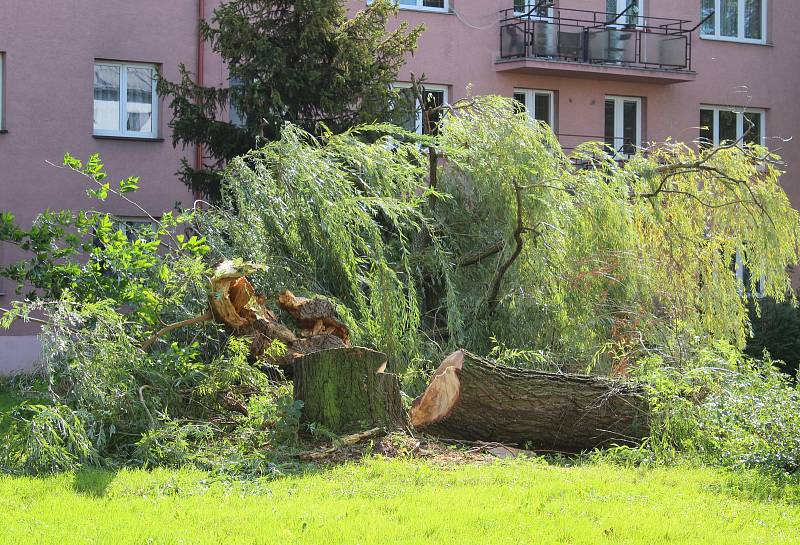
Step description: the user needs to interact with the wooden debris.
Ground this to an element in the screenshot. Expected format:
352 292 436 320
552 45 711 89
278 290 350 344
410 349 650 452
297 427 385 461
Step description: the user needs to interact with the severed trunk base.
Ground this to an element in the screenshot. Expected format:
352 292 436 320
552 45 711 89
410 350 649 452
294 347 407 434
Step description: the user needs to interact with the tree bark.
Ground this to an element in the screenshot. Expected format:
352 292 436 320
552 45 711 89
294 347 406 434
410 350 649 452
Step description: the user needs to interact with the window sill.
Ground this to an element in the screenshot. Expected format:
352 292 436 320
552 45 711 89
0 129 7 134
92 134 164 142
699 35 771 46
398 6 452 14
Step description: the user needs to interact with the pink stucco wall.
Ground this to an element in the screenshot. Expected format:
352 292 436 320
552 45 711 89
1 0 798 373
0 1 200 372
354 0 800 201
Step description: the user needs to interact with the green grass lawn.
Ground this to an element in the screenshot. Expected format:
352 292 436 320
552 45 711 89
1 392 799 545
1 459 799 544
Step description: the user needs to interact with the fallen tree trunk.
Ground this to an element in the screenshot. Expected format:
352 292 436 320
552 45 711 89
294 347 406 434
410 350 649 452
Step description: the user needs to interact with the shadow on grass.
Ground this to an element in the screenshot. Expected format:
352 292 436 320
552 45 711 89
73 469 117 497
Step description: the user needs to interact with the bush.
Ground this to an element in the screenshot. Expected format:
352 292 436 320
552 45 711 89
745 296 800 380
636 344 800 474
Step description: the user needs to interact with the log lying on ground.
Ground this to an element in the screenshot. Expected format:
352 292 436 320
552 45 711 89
410 350 649 452
294 347 406 434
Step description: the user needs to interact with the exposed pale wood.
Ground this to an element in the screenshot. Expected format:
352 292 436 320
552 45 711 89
411 349 649 452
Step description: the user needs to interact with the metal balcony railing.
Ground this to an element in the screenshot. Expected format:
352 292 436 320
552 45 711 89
499 3 698 71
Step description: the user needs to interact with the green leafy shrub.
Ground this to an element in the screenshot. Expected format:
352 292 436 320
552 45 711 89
745 296 800 379
0 403 98 474
636 344 800 474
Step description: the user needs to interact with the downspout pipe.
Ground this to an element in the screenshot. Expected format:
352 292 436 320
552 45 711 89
195 0 205 200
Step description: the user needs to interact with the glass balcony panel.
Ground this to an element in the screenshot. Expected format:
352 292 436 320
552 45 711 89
501 23 528 58
641 33 687 68
533 21 558 57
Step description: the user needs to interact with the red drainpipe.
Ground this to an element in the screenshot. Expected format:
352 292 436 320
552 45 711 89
195 0 206 202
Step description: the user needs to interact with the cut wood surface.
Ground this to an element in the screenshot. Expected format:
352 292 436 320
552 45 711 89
294 347 406 434
410 349 649 452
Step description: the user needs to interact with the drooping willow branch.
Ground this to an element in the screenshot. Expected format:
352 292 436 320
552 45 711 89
486 181 542 313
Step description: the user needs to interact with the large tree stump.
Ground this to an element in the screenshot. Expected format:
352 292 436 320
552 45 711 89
410 350 649 452
293 347 406 434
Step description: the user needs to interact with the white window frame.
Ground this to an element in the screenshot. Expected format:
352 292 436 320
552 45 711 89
514 1 555 19
93 61 159 139
607 0 645 27
734 250 764 298
392 82 449 135
700 0 767 44
699 105 766 146
513 88 555 128
369 0 449 14
605 95 642 158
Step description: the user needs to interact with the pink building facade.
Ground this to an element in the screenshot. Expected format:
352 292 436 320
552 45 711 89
1 0 798 373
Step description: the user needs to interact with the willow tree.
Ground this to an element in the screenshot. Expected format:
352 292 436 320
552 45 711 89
205 95 798 374
434 97 798 370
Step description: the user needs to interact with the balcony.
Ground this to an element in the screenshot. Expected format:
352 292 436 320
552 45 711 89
498 5 699 84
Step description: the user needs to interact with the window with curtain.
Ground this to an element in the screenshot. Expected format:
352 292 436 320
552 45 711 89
699 106 764 147
604 96 641 158
700 0 765 42
513 89 555 127
93 62 158 138
514 1 552 16
370 0 448 12
606 0 641 26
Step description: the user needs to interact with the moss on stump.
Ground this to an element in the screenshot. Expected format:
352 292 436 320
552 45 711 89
293 347 406 434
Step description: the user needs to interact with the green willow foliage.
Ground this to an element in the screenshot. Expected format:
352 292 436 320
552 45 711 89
433 97 799 368
201 124 454 367
2 96 799 475
210 95 798 373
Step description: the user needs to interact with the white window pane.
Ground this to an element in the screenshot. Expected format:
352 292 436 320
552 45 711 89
94 64 120 132
743 112 761 145
126 66 154 134
399 0 416 5
701 0 715 34
721 0 738 37
397 87 418 133
719 109 737 143
745 0 762 39
534 93 551 126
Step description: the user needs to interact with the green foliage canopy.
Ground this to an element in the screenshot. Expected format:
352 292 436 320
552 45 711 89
158 0 422 200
